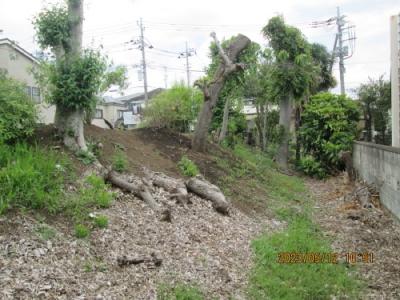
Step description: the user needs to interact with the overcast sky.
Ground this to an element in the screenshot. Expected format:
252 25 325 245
0 0 398 97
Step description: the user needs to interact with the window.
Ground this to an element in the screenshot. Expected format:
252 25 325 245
94 109 103 119
32 87 41 103
25 86 32 98
118 110 124 118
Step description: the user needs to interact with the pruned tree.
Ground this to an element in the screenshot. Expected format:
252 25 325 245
193 32 251 152
33 1 127 151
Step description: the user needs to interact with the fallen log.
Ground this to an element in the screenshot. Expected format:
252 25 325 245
143 168 189 205
186 175 230 215
117 252 162 267
106 170 171 219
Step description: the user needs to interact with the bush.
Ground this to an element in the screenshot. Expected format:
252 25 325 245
142 83 203 132
300 92 359 174
178 156 199 177
112 150 128 172
298 156 327 179
0 143 67 214
0 72 37 143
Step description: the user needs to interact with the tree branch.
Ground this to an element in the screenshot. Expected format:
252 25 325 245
210 32 233 68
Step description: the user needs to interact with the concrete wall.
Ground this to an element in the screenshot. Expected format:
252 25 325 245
353 141 400 219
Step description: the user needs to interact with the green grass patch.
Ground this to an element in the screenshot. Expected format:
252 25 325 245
112 149 128 172
0 143 69 214
35 224 57 240
178 155 199 177
93 215 108 228
249 217 361 299
74 224 90 238
157 283 204 300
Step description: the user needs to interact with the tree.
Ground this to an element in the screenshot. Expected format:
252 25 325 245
299 92 360 174
193 32 251 152
262 16 313 169
33 1 126 151
142 83 203 132
357 76 391 145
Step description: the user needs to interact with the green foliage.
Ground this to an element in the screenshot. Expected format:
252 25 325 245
74 224 89 238
76 149 96 165
300 92 360 173
143 84 203 132
249 217 361 299
100 65 129 92
310 43 336 92
0 143 67 214
44 49 107 111
157 283 204 300
0 73 37 143
65 175 114 223
178 156 199 177
357 76 391 145
112 150 128 172
297 156 327 179
93 215 108 228
33 4 70 50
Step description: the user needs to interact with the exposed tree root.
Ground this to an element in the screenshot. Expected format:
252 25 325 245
117 252 162 267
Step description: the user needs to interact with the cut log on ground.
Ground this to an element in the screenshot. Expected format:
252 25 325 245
143 168 189 205
106 170 171 219
186 175 230 215
117 252 162 267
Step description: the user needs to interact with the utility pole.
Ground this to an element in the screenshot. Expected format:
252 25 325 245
138 18 148 102
336 7 345 95
163 66 168 88
179 42 196 87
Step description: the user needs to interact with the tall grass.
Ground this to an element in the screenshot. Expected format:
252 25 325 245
0 143 68 214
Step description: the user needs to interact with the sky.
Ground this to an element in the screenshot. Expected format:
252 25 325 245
0 0 398 98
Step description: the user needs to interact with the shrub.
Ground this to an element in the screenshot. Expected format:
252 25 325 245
0 72 37 143
142 83 203 132
74 224 89 238
298 156 327 179
76 149 96 165
0 143 67 214
93 215 108 228
178 156 199 177
112 150 128 172
300 92 360 174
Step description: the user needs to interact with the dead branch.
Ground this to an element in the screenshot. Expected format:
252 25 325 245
186 175 230 214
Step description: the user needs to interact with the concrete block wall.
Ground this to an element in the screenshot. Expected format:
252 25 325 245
353 141 400 219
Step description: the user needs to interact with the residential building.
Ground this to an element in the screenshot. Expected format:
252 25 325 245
391 14 400 147
0 38 55 124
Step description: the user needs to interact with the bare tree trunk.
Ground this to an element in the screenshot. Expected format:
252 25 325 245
276 95 292 169
262 104 268 151
255 104 263 149
193 33 250 152
218 98 230 143
295 105 301 164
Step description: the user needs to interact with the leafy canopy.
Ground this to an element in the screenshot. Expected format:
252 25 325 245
0 72 37 143
300 92 360 173
142 83 203 132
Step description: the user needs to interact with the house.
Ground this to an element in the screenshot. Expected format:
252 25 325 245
0 38 55 124
94 88 164 129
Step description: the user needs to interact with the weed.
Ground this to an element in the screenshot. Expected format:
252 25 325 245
35 224 57 240
93 215 108 228
112 149 128 172
0 143 68 214
74 224 89 238
83 261 93 272
76 149 96 165
157 283 204 300
178 156 199 177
